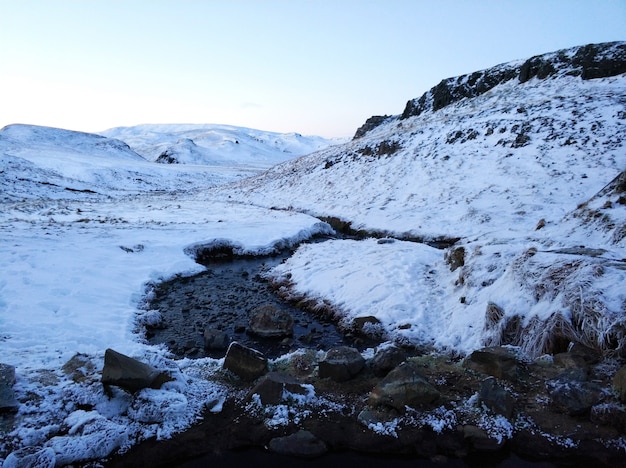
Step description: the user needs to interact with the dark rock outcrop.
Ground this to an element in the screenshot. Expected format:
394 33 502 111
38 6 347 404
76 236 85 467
223 342 268 380
318 346 365 382
397 42 626 120
353 115 393 139
101 349 171 393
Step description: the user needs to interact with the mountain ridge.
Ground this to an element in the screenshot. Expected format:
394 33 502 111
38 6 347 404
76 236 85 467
355 41 626 139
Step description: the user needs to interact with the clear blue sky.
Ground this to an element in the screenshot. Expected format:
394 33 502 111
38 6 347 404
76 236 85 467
1 0 624 137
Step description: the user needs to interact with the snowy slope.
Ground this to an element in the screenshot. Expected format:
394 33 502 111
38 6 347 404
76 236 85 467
220 44 625 241
0 124 333 464
0 124 284 200
219 42 626 357
100 123 340 167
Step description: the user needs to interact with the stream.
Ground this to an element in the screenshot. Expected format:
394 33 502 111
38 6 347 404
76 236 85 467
143 246 378 360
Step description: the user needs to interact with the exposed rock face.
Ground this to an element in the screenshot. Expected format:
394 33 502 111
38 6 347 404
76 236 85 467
318 346 365 382
0 363 19 413
353 115 394 139
223 342 268 380
463 346 520 381
101 349 171 393
246 371 308 405
268 430 328 458
399 42 626 120
248 304 294 338
368 361 439 410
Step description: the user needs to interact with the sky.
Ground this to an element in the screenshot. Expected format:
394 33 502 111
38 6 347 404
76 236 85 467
1 0 624 138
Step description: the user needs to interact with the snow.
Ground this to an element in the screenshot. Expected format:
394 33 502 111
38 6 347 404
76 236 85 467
100 123 343 167
1 43 625 464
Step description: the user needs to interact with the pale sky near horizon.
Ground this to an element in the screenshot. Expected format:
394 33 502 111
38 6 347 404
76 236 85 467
1 1 624 138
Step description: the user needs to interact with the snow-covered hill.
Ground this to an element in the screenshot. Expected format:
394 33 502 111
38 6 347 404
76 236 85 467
100 123 340 167
221 42 625 241
0 123 267 201
218 41 626 357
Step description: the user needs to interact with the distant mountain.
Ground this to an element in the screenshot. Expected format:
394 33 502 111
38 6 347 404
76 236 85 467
0 124 255 200
221 41 626 242
100 123 341 168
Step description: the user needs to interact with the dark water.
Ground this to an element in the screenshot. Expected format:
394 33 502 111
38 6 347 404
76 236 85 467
144 254 373 360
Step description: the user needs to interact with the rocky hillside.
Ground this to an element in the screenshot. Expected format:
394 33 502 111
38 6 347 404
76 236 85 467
218 42 626 359
222 41 625 242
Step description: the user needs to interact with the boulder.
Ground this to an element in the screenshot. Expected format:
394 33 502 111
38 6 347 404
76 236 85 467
463 346 519 381
478 377 514 418
368 361 439 410
463 425 505 451
203 328 229 350
370 345 407 377
246 371 308 405
546 371 604 416
554 342 601 369
613 365 626 402
101 349 171 393
3 447 56 468
318 346 365 382
0 363 19 413
352 316 383 337
268 430 327 458
248 305 293 338
223 342 268 380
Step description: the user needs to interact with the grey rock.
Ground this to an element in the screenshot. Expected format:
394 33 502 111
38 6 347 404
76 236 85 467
268 430 327 458
613 365 626 403
223 342 268 380
370 345 406 377
463 425 505 451
546 372 604 416
368 361 439 410
0 363 19 413
352 316 383 338
463 346 519 381
247 371 308 405
479 377 514 418
318 346 365 382
203 328 229 350
3 446 56 468
101 348 171 393
248 304 294 338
